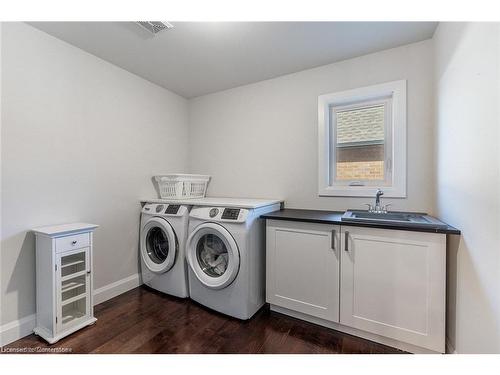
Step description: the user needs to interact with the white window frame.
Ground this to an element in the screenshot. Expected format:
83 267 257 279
318 80 407 198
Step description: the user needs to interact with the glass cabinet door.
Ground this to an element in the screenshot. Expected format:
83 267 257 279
56 247 91 333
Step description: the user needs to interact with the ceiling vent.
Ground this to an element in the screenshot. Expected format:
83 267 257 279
136 21 174 35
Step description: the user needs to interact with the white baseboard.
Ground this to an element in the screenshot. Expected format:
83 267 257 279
93 273 142 305
0 273 142 347
446 337 457 354
0 314 36 347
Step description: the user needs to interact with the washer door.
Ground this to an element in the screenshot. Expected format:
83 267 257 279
187 223 240 290
141 217 178 273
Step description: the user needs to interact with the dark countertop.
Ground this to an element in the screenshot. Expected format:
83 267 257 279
261 208 461 235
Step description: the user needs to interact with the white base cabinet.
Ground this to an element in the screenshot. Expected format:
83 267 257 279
33 223 98 344
266 220 340 322
340 227 446 353
266 220 446 353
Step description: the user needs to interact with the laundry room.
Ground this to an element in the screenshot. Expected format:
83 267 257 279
1 0 500 372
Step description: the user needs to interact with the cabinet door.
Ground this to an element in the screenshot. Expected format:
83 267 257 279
340 226 446 352
56 247 91 333
266 220 340 322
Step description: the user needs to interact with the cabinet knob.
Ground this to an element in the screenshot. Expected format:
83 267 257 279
71 240 77 245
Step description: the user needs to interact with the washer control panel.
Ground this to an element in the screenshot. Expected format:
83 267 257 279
165 204 180 214
142 203 187 216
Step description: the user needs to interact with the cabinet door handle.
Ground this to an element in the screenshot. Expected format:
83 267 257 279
331 229 336 250
344 231 349 251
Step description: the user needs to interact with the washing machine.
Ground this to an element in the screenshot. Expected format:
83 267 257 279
185 199 281 319
140 202 190 298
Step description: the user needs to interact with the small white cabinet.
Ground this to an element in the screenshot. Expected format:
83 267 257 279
340 226 446 353
266 220 340 322
33 223 98 344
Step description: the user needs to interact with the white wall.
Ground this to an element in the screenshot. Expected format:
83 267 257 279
3 21 499 354
434 23 500 353
0 23 189 326
189 40 435 213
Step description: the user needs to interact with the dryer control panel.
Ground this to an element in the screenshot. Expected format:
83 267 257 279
190 207 249 223
221 208 240 220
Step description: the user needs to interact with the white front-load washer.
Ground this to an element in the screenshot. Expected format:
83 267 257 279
140 202 190 298
186 199 281 319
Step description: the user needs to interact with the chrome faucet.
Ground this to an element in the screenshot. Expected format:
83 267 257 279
366 189 390 213
375 189 384 210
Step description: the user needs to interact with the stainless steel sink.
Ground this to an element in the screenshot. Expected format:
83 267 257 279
341 210 449 229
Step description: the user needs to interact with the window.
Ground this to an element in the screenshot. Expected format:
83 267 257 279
318 80 406 197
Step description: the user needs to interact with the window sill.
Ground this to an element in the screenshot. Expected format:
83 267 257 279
319 186 406 198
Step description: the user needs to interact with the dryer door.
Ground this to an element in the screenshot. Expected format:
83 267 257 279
187 222 240 290
141 217 178 273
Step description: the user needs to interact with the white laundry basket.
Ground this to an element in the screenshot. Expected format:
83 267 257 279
154 174 211 200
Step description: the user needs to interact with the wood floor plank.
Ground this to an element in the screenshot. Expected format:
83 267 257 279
4 286 406 354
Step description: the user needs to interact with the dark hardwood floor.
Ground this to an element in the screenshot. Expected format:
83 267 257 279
5 286 405 354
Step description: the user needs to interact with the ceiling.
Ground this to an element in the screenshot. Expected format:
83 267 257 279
29 22 438 98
